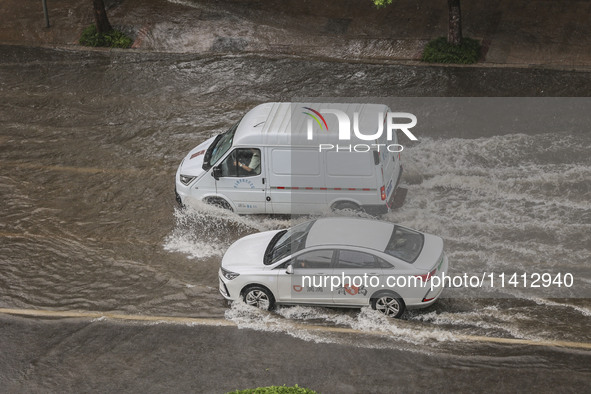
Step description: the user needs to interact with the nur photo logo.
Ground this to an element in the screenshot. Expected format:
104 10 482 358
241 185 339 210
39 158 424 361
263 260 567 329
303 106 418 152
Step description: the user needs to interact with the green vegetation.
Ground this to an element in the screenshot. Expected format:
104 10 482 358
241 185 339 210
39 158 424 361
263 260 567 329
372 0 394 7
421 37 481 64
228 385 317 394
79 25 133 48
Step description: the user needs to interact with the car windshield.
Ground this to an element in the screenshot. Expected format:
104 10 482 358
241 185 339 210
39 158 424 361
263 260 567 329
202 121 239 170
264 220 315 265
384 226 424 263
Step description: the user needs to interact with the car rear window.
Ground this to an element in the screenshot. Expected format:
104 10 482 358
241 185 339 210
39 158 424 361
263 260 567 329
384 226 424 263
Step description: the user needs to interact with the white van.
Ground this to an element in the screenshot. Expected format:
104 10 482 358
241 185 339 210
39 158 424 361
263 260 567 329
175 102 404 215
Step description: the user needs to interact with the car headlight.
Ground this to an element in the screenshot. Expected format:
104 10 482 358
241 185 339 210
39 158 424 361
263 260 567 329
179 174 196 185
221 267 240 280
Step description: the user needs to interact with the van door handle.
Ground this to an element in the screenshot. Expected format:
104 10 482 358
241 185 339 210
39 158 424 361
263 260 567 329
262 178 265 184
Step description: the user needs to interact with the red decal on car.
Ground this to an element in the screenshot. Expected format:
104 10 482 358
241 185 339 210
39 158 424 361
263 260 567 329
190 150 205 159
344 284 359 295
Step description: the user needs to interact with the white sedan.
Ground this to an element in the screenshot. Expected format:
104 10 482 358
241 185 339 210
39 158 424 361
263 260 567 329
219 217 448 318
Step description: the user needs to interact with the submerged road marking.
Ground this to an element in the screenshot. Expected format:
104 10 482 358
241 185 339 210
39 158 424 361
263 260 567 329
1 307 590 351
0 308 233 326
0 161 167 175
0 231 154 246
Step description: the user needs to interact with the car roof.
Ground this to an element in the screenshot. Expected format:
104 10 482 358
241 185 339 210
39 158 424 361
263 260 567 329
232 102 390 147
305 217 395 251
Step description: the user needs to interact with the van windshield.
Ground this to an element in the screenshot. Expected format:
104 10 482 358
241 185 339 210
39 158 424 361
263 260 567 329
202 121 239 170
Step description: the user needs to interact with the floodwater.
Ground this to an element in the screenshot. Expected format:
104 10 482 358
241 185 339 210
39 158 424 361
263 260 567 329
1 44 590 361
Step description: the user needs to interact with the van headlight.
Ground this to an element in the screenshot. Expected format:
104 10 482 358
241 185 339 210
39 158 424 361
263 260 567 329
221 267 240 280
179 174 196 185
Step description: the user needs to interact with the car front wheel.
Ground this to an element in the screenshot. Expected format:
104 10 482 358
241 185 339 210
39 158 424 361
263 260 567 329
242 286 275 311
371 294 405 318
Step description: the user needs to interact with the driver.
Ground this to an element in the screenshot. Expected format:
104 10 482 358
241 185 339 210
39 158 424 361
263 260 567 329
235 149 260 174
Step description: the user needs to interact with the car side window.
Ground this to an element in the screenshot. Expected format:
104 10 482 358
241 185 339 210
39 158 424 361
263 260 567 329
335 250 382 269
220 148 261 177
377 257 394 269
292 250 333 269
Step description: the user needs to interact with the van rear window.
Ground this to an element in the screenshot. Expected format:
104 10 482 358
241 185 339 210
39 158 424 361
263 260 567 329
384 226 424 263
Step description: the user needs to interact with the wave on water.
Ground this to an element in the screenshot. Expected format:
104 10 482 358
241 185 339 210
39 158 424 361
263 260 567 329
166 131 590 343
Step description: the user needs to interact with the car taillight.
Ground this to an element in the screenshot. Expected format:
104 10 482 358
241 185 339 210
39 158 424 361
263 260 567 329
415 268 437 282
398 152 401 161
380 186 386 200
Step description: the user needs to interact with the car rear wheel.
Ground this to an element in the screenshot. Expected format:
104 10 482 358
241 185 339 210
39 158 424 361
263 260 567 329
242 286 275 311
371 294 405 318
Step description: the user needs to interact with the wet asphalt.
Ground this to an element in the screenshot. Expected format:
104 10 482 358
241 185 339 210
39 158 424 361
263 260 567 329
1 43 590 392
2 314 591 393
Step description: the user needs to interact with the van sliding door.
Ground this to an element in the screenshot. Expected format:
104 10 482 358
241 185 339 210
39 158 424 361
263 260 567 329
267 148 326 215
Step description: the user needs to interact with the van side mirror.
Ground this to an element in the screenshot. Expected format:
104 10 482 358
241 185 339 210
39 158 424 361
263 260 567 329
373 150 380 165
211 166 222 180
286 264 294 275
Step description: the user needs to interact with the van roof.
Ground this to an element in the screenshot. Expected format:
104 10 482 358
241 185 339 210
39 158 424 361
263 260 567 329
232 102 390 147
305 217 395 251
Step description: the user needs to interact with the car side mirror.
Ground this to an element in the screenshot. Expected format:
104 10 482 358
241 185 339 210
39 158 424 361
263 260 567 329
211 166 222 180
286 264 294 275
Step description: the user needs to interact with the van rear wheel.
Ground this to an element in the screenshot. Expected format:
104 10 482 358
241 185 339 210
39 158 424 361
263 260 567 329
332 201 363 214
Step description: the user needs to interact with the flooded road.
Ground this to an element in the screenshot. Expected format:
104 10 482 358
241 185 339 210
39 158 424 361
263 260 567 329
1 43 590 368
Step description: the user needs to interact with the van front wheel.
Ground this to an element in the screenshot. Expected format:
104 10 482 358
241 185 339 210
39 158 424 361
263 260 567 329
205 197 233 212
